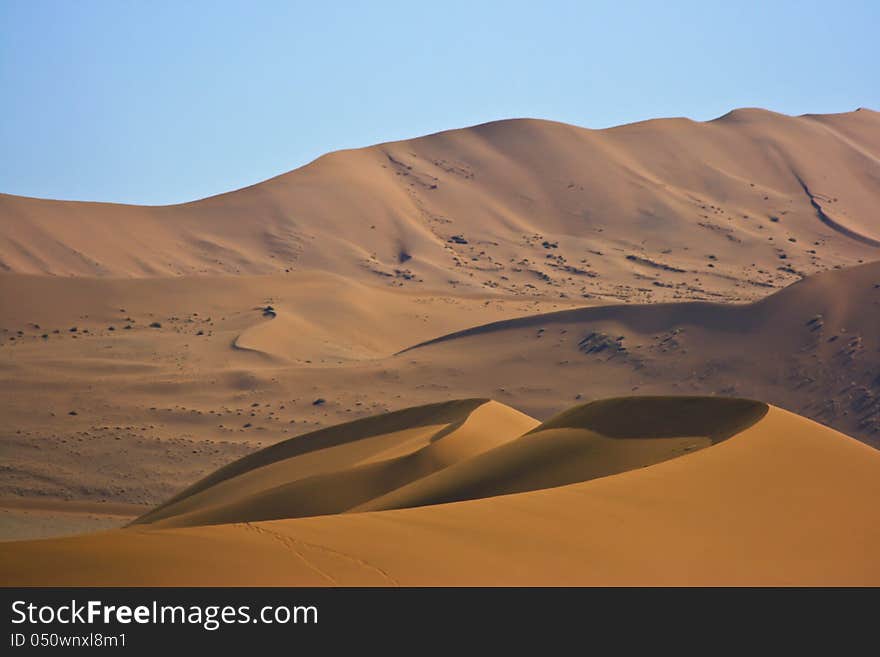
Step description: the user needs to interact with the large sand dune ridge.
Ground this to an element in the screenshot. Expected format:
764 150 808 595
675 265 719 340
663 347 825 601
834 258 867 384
2 109 879 305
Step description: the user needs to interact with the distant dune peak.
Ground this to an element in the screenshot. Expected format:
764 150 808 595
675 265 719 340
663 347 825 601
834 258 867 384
1 107 877 310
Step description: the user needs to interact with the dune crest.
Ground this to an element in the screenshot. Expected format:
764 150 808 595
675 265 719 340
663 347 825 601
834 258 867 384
134 397 768 528
354 397 767 513
132 399 538 527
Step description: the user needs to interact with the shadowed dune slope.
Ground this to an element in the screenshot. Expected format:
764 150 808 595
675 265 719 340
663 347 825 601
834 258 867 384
525 396 768 439
403 260 880 351
135 399 495 523
133 399 539 527
1 401 878 586
353 397 767 513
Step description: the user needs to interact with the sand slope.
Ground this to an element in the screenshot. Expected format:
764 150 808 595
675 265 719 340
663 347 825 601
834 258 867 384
2 109 879 305
354 397 766 513
0 271 563 524
1 397 878 586
2 107 879 540
2 259 879 534
396 261 880 446
133 399 538 527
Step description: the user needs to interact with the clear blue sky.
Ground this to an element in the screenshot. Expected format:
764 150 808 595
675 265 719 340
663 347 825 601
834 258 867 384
2 0 877 205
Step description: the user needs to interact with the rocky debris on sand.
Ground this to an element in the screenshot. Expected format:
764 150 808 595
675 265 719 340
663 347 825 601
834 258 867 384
806 315 824 331
656 328 685 352
578 331 627 355
625 254 686 273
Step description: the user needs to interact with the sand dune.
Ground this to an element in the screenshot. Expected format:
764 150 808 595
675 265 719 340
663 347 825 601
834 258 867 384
1 255 878 533
395 261 880 446
1 107 878 565
2 397 877 586
2 109 879 305
133 399 537 527
134 397 758 528
0 271 564 525
354 397 767 513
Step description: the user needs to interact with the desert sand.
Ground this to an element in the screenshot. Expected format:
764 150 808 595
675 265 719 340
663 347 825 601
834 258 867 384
2 397 878 586
1 108 878 584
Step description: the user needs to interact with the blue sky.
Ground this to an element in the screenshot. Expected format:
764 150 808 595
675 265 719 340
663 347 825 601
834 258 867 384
2 0 877 205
